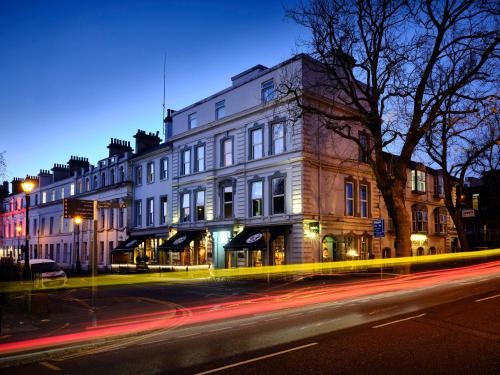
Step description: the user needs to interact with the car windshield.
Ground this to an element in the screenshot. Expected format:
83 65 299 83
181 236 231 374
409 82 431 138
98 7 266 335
31 262 60 273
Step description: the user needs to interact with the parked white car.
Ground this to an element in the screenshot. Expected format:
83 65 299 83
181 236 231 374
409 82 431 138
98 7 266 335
30 259 67 288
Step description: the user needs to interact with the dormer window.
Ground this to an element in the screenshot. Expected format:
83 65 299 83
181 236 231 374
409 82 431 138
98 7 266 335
188 112 198 129
215 100 225 120
261 79 275 103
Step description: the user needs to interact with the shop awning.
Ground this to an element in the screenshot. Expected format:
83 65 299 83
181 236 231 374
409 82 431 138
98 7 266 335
112 236 149 253
224 226 289 251
157 230 204 252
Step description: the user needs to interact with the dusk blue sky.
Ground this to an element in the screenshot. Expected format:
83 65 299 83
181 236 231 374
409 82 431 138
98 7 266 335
0 0 306 181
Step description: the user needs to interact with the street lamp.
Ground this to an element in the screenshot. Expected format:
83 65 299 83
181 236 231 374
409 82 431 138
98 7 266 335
15 225 22 260
21 178 34 280
74 216 82 273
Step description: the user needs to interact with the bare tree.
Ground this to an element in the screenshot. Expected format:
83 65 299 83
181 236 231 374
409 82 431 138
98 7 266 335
282 0 499 257
0 151 6 181
422 95 499 251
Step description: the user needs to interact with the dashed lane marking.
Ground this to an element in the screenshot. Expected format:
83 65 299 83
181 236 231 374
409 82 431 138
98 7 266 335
195 342 318 374
40 361 61 371
372 313 426 329
475 294 500 302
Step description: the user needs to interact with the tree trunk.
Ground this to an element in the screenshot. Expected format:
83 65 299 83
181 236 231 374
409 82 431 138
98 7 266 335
451 211 470 252
379 179 412 258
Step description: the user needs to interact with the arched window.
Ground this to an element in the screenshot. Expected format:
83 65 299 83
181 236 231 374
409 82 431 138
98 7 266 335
85 178 90 192
119 166 125 182
93 175 98 190
101 172 106 188
412 204 428 233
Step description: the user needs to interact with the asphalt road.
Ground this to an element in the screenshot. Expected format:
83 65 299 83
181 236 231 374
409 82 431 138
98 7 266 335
1 262 498 374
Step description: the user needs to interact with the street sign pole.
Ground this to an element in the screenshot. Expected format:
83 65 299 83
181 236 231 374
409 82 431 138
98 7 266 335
91 200 97 327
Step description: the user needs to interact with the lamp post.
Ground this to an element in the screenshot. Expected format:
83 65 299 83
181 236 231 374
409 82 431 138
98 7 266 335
74 216 82 274
15 225 22 260
21 179 34 280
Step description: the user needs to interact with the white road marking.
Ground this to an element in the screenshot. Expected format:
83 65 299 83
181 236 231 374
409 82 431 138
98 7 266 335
239 322 255 326
177 332 201 338
475 294 500 302
40 361 61 371
264 317 279 322
195 342 318 374
372 313 426 329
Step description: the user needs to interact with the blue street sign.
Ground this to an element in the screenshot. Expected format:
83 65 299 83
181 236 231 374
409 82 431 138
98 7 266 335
373 219 385 237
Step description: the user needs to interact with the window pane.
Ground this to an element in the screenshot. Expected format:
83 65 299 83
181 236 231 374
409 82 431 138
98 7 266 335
196 191 205 206
223 139 232 166
273 124 284 154
251 181 263 199
272 178 284 196
252 129 263 159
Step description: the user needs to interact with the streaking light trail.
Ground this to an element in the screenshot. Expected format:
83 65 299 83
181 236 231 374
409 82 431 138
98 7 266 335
0 260 498 356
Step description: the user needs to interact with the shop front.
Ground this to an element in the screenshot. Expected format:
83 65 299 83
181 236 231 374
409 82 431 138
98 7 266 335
157 230 209 266
223 225 288 268
111 235 150 264
321 233 372 262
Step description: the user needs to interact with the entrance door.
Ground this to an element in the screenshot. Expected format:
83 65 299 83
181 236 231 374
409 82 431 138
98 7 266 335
322 236 337 262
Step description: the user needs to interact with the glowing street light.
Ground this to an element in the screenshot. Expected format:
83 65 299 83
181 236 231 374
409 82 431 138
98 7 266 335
21 178 35 280
73 215 82 273
16 225 22 259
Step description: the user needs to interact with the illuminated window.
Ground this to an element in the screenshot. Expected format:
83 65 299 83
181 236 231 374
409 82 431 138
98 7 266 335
472 194 479 210
411 170 426 193
147 162 155 183
196 190 205 221
146 197 154 226
221 138 233 167
181 193 191 222
195 145 205 172
182 149 191 175
60 187 65 199
250 180 263 217
160 158 168 180
42 191 47 204
160 196 168 224
70 183 75 196
250 128 263 160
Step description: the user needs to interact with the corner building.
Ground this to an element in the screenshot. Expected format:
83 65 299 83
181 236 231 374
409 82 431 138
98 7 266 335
157 54 452 268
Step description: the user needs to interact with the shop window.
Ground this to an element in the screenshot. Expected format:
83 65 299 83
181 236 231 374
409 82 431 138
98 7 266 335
273 235 286 265
472 194 479 210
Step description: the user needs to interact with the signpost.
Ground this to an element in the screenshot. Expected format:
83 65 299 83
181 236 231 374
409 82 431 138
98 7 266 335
63 198 94 220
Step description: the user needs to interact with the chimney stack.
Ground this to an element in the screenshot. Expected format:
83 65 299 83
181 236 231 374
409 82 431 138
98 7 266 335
107 138 133 158
68 156 90 175
51 163 71 182
38 169 52 187
11 177 23 195
134 129 161 154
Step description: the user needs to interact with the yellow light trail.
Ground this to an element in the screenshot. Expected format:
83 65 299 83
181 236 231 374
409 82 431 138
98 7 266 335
1 249 499 293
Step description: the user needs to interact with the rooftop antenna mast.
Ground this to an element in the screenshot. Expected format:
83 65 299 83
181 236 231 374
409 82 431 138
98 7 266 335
162 53 166 137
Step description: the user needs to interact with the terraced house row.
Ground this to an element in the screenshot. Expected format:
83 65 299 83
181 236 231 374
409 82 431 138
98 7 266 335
0 55 458 271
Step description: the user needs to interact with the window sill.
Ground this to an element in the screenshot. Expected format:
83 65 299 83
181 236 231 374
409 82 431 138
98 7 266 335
411 190 426 195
